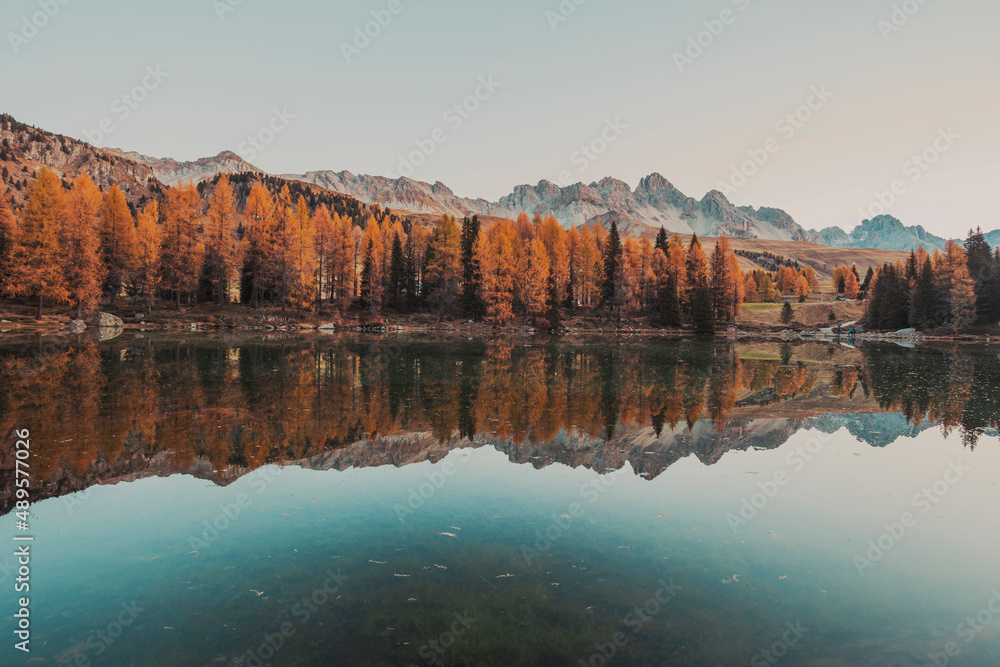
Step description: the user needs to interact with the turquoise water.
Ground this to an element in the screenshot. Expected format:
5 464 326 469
1 336 999 665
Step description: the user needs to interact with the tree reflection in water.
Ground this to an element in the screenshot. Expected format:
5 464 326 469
2 335 997 511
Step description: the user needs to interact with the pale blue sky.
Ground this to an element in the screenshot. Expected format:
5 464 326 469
2 0 997 236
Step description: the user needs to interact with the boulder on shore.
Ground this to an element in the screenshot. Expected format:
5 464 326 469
67 319 87 333
94 312 125 329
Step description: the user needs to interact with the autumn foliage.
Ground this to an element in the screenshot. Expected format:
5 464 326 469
0 171 851 333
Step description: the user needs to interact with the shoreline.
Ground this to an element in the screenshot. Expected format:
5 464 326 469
0 314 994 346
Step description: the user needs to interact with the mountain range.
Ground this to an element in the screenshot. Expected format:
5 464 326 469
0 113 993 252
138 149 998 252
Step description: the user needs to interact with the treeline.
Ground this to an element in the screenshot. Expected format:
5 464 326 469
864 231 1000 331
0 169 829 328
735 249 800 272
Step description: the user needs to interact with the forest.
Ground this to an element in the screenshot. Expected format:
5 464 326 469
0 168 822 332
0 166 994 333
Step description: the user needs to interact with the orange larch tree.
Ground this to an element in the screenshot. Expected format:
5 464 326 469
99 184 137 306
843 270 860 300
8 167 67 317
425 215 462 318
538 215 569 305
360 217 386 313
64 175 105 320
523 236 550 320
667 233 687 297
133 201 162 314
478 221 516 325
577 225 602 309
685 233 710 301
313 205 333 310
160 183 204 308
205 175 238 306
241 182 276 308
710 235 741 322
328 212 356 309
743 272 760 303
290 195 316 312
776 266 801 294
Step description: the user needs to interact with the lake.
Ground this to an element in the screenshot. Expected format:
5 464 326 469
1 334 999 666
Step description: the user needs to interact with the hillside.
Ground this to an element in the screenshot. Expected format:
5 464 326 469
0 114 163 209
106 149 264 187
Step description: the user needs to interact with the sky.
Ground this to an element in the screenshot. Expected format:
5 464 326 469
1 0 998 237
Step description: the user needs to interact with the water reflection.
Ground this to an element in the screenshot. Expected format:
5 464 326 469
1 335 998 512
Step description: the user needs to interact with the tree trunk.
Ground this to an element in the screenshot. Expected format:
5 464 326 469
36 295 43 319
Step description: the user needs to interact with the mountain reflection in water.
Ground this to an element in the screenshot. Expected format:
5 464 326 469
1 334 998 512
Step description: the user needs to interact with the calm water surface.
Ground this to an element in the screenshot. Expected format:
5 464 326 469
1 335 999 666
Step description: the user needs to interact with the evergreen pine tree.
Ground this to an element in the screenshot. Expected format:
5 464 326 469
546 273 561 331
909 257 937 330
460 215 482 316
659 273 682 327
602 221 622 310
389 232 406 311
654 226 668 253
780 301 794 325
692 283 715 334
